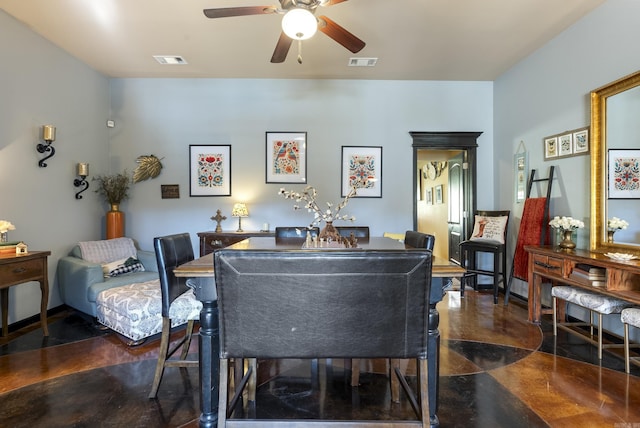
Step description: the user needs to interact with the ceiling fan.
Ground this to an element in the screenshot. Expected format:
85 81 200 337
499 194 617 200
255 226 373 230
203 0 366 63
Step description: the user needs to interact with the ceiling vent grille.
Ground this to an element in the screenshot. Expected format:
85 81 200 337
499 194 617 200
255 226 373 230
348 57 377 67
153 55 188 65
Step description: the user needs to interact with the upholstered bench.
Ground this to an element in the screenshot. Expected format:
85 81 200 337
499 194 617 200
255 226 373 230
621 307 640 373
552 285 631 359
96 279 202 345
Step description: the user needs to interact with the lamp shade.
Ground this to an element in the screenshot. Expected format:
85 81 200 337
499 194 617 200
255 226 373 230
232 203 249 218
281 8 317 40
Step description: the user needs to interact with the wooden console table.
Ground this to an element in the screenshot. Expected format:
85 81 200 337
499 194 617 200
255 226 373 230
525 245 640 323
0 251 51 337
197 231 274 256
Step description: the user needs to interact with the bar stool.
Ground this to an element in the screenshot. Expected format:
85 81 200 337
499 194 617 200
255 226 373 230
459 210 509 304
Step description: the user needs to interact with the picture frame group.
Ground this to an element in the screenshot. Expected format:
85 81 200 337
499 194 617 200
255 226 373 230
543 126 589 161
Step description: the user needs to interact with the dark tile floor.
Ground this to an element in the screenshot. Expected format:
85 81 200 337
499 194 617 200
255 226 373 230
1 289 640 427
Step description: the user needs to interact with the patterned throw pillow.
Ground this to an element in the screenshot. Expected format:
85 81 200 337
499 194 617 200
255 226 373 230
102 257 145 277
469 215 508 244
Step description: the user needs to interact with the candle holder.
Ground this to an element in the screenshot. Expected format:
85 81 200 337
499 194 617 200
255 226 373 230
37 125 56 167
74 163 90 199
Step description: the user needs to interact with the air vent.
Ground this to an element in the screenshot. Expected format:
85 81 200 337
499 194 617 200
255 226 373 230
348 57 377 67
153 55 188 65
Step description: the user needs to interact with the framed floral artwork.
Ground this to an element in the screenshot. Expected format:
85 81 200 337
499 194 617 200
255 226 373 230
558 133 573 156
608 149 640 199
341 146 382 198
189 145 231 197
265 132 307 183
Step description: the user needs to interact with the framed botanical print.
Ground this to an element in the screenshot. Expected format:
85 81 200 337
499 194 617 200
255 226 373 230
189 145 231 196
558 133 573 156
573 127 589 154
435 184 444 204
265 132 307 183
544 136 558 160
608 149 640 199
341 146 382 198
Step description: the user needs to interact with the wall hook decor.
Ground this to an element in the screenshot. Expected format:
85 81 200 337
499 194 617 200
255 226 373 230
37 125 56 167
74 162 89 199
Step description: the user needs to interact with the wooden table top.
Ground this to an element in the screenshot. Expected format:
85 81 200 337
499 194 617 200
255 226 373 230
175 237 465 278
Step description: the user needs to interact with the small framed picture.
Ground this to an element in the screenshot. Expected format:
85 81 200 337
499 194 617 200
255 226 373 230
341 146 382 198
426 187 433 205
189 145 231 197
573 127 590 154
558 133 573 157
608 149 640 199
544 136 558 160
265 132 307 184
435 184 444 204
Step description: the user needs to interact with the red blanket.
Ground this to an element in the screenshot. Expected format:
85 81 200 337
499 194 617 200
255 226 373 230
513 198 549 280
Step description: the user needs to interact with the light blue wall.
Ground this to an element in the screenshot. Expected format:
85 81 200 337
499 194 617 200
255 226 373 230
494 0 640 300
108 79 493 252
0 10 110 324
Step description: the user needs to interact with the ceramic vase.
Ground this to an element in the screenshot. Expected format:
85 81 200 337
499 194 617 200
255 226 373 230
0 231 7 243
607 229 615 243
106 203 125 239
558 229 576 250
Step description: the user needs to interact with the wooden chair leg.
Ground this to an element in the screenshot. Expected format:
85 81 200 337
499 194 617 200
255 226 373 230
390 358 400 403
350 358 360 386
218 358 230 425
418 359 430 428
149 317 172 398
180 319 195 360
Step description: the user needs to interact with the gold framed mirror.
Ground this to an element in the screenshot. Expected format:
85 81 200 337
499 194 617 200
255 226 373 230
590 70 640 254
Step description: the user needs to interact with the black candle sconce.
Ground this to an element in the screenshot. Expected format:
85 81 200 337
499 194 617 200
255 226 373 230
74 163 89 199
37 125 56 167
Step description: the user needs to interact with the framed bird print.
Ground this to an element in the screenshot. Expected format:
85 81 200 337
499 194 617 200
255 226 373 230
265 132 307 183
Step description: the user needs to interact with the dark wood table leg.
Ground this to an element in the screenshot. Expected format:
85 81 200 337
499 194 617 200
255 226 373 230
1 288 8 337
198 299 219 428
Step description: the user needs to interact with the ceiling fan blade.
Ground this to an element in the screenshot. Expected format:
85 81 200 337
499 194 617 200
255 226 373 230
271 32 293 63
317 16 365 53
203 6 277 19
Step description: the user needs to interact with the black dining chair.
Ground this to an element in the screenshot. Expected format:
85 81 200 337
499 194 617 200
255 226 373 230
148 233 202 398
335 226 370 240
274 226 319 239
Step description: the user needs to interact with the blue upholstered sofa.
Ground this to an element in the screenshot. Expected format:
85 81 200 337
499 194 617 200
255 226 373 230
57 238 159 317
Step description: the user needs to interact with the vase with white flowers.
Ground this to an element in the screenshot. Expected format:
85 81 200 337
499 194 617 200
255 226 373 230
607 217 629 243
549 216 585 249
0 220 15 243
279 186 356 242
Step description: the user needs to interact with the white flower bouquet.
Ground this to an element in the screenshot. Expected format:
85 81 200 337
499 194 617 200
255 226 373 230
549 216 585 231
279 186 356 226
608 217 629 231
0 220 16 233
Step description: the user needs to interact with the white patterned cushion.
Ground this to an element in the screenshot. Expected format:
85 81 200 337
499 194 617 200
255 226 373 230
552 285 631 314
96 279 202 341
621 308 640 328
78 237 138 264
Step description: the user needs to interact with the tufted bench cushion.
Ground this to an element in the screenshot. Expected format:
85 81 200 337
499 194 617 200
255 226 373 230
552 285 632 360
551 286 631 314
96 279 202 342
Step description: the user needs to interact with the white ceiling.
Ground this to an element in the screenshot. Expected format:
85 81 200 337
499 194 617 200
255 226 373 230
0 0 605 81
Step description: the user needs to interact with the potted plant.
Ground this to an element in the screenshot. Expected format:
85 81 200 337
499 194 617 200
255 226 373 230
93 171 132 239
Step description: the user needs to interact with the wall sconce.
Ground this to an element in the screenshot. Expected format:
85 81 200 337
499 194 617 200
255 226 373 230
231 203 249 232
74 163 89 199
37 125 56 167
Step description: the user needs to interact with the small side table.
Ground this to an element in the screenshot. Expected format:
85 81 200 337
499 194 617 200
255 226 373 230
0 251 51 337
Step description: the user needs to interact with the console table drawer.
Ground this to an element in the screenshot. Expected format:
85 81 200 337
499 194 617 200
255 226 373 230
0 258 42 284
532 254 564 276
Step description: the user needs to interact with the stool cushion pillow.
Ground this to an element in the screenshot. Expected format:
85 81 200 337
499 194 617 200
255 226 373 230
552 286 631 314
621 308 640 327
470 215 508 244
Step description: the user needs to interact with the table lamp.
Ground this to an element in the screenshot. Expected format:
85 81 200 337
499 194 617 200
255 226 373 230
231 203 249 232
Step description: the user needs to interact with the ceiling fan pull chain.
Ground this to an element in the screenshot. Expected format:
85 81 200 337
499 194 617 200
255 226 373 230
297 40 303 64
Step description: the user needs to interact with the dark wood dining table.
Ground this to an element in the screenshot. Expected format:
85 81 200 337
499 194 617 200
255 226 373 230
174 236 465 428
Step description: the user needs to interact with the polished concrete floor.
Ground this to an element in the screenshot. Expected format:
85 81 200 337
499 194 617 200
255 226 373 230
1 288 640 427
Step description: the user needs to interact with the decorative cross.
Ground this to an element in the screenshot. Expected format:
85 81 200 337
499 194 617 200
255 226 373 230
211 209 227 233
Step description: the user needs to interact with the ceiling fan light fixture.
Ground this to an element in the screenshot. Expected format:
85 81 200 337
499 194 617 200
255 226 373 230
282 8 317 40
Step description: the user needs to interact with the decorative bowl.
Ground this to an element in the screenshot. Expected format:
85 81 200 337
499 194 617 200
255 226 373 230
604 252 638 261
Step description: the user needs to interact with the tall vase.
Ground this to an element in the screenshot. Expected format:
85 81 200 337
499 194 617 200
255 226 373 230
319 221 341 242
558 229 576 250
0 231 7 243
607 229 615 243
106 203 125 239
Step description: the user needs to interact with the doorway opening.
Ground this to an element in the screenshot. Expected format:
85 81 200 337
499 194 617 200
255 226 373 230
411 132 481 264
